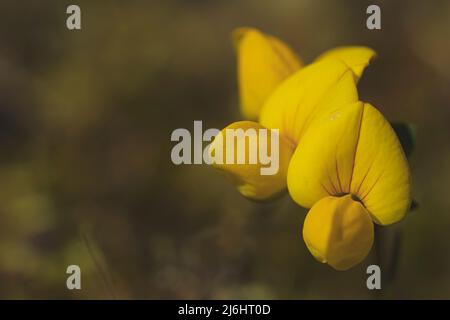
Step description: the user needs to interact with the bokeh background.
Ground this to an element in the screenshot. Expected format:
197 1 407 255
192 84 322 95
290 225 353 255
0 0 449 299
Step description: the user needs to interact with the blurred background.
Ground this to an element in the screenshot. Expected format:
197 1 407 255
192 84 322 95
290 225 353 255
0 0 449 299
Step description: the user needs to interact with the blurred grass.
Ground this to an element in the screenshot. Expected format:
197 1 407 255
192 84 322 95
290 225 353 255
0 0 449 299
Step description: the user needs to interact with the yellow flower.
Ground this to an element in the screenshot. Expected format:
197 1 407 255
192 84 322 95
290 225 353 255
209 27 411 270
215 27 376 201
234 27 375 120
233 27 303 120
209 121 295 201
288 102 411 269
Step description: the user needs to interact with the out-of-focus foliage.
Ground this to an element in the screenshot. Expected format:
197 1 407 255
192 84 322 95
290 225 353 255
392 122 416 158
0 0 449 299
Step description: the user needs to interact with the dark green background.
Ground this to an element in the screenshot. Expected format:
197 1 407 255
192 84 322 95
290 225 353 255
0 0 448 299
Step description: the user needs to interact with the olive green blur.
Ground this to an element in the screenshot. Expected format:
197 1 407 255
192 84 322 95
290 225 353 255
0 0 448 299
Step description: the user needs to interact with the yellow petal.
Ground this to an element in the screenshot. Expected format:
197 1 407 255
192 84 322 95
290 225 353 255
287 102 364 207
315 46 377 81
350 103 411 225
287 102 411 225
208 121 294 201
233 27 303 120
259 59 359 145
303 194 374 271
